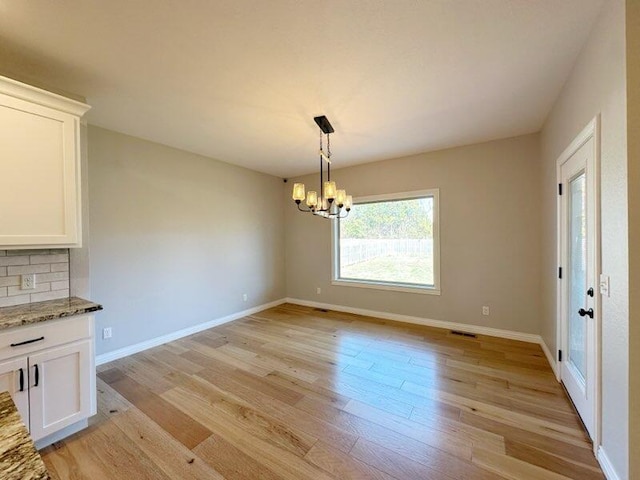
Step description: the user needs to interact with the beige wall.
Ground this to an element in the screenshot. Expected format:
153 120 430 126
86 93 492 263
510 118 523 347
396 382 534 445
540 1 628 477
285 134 541 334
627 1 640 477
88 126 286 356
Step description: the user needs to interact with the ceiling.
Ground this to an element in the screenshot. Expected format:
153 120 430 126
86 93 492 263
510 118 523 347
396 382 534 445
0 0 604 177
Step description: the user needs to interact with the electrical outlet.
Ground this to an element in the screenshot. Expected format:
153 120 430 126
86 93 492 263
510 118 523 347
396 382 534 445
242 293 248 302
482 306 490 316
102 327 112 339
21 274 36 290
316 287 321 295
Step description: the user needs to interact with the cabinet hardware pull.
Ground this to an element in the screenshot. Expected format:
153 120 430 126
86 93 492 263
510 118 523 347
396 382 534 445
19 368 24 392
10 336 45 347
34 364 39 387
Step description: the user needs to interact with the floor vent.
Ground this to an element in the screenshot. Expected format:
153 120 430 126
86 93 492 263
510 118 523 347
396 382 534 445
313 308 329 313
450 330 477 339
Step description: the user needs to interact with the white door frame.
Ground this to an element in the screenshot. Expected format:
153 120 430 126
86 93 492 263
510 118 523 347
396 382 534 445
555 115 601 453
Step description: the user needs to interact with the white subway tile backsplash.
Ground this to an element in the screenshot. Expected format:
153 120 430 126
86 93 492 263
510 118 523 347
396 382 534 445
0 294 31 308
0 249 70 307
31 289 68 303
38 271 69 283
7 249 50 256
7 264 51 276
0 256 29 267
51 263 69 273
0 277 20 288
30 253 68 265
7 283 50 297
50 280 69 291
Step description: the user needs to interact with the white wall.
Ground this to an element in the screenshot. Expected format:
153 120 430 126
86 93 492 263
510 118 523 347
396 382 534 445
540 1 628 477
626 1 640 477
285 134 542 335
88 126 286 356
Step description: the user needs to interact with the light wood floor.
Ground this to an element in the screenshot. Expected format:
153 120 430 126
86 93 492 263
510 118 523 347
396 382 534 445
41 303 604 480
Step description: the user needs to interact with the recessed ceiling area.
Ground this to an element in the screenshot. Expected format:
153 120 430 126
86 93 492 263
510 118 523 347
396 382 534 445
0 0 604 177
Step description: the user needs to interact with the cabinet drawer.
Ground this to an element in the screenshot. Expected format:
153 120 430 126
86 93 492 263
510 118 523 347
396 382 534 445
0 315 93 361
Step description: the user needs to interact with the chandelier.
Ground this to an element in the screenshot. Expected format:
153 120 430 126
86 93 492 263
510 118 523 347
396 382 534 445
292 116 352 219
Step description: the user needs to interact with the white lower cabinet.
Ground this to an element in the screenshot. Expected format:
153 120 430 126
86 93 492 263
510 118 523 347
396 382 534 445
0 315 95 442
28 339 92 441
0 356 29 425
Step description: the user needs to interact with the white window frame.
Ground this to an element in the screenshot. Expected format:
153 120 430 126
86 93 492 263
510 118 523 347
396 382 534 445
331 189 441 295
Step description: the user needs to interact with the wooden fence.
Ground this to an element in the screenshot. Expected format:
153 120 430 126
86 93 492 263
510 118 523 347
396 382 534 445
340 238 433 266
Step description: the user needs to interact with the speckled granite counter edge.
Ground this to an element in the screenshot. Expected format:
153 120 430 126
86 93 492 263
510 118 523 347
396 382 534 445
0 297 103 331
0 392 49 480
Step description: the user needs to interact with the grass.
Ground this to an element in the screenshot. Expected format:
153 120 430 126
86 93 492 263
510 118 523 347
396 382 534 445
340 255 434 285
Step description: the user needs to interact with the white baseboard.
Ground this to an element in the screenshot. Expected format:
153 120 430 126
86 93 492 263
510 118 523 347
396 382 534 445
95 298 287 366
597 447 622 480
284 297 542 344
540 337 560 380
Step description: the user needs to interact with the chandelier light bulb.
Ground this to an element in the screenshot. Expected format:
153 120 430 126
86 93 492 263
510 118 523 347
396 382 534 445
306 190 318 208
292 183 306 201
345 195 353 210
324 181 337 200
336 189 346 206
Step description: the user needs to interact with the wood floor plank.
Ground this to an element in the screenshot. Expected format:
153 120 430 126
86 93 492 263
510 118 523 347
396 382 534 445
111 408 225 480
99 369 213 449
163 386 336 480
193 434 285 480
188 367 358 453
304 441 396 480
472 447 573 480
41 303 602 480
343 399 474 459
350 438 458 480
505 440 605 480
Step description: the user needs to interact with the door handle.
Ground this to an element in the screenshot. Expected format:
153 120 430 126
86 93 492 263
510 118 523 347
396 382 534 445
587 287 594 297
18 368 24 392
33 364 39 387
578 308 594 318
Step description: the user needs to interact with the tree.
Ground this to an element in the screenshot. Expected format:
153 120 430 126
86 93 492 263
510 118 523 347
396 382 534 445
340 198 433 239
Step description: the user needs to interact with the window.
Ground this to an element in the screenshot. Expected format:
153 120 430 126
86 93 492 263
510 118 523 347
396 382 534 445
332 189 440 294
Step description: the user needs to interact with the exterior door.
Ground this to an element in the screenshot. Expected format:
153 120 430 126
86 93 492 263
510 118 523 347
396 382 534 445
559 133 598 440
28 339 92 441
0 356 29 428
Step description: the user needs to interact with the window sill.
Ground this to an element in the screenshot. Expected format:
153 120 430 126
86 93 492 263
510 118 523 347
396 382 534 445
331 279 441 295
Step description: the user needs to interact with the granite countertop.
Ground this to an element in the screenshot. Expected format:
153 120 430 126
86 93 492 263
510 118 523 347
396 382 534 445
0 297 103 331
0 392 49 480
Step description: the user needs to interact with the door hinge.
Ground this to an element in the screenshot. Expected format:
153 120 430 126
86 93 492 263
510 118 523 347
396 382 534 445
558 350 562 362
558 183 563 195
558 267 562 279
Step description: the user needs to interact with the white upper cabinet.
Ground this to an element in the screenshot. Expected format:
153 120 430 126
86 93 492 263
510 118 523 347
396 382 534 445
0 76 90 248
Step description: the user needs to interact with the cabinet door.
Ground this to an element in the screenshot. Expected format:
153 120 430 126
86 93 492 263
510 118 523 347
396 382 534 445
0 93 80 247
0 356 30 429
28 339 92 441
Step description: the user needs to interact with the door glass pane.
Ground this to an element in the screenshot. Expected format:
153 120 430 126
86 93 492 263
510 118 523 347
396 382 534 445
569 172 587 381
